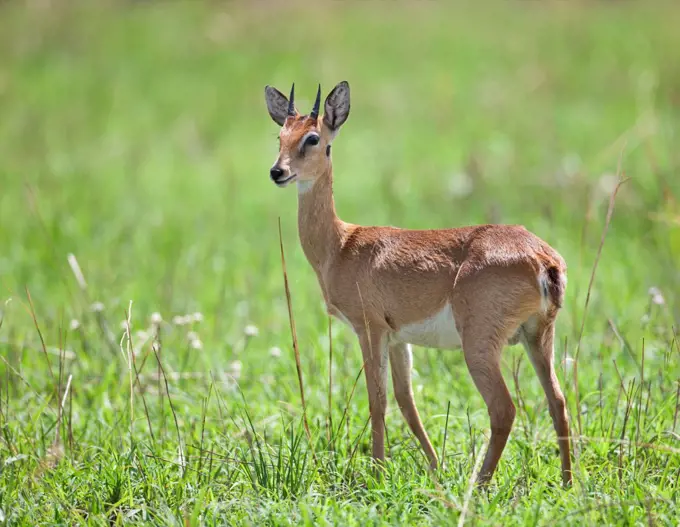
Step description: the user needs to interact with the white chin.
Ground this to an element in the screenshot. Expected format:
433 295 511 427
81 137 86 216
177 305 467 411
276 175 297 187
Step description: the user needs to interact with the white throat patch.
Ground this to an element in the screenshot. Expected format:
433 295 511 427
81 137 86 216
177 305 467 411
297 180 314 195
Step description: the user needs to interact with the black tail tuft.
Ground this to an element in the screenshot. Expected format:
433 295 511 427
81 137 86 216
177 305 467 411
545 266 565 309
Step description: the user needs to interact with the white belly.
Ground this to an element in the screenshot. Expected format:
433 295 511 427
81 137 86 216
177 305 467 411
392 303 462 350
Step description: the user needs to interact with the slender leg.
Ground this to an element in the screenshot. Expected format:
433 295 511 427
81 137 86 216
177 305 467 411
389 342 439 470
521 316 572 486
461 332 516 485
358 328 389 469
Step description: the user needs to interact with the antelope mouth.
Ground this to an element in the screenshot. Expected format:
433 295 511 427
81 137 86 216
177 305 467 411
275 174 297 187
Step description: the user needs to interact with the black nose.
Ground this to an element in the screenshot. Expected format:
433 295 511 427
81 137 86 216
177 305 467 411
270 166 284 181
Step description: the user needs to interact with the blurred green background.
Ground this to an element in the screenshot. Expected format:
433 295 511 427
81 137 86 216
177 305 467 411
0 1 679 525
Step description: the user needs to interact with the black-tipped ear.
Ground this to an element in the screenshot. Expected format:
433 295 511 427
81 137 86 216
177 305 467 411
265 85 292 126
323 81 350 131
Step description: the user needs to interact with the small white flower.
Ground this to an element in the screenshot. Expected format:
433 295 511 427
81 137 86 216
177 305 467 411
69 319 81 331
244 324 259 337
150 312 163 324
192 312 204 323
562 355 575 373
172 315 188 326
90 302 105 313
597 173 619 196
229 360 242 379
190 339 203 350
269 346 282 358
648 286 665 305
446 172 474 198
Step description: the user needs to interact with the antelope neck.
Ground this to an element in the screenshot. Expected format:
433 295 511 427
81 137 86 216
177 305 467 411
296 163 347 272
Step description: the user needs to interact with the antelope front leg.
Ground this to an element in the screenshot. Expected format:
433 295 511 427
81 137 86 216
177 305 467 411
358 328 389 470
389 342 439 470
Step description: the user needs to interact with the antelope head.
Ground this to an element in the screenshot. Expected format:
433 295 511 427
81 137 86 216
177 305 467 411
264 81 350 187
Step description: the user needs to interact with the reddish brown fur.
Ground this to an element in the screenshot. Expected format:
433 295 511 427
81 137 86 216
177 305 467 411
265 82 572 487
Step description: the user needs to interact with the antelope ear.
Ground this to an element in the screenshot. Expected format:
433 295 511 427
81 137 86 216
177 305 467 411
323 81 350 132
264 85 290 126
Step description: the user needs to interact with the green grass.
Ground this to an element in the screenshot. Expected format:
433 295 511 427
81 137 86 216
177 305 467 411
1 0 680 524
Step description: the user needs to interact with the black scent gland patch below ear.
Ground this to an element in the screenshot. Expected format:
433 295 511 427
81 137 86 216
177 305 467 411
326 145 331 157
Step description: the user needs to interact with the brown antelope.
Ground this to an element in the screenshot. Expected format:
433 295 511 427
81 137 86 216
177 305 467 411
264 81 572 486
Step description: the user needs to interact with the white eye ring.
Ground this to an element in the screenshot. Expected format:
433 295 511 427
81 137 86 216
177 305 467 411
300 133 320 152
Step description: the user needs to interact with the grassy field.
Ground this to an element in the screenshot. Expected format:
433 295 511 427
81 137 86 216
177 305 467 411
1 0 680 524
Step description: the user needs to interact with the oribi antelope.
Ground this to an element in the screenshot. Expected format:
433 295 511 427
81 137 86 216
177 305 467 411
264 81 572 486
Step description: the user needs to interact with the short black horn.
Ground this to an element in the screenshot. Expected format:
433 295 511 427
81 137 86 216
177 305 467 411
310 84 321 119
287 83 296 116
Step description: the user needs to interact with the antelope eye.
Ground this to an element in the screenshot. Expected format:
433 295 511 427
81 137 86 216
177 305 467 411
305 135 320 147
